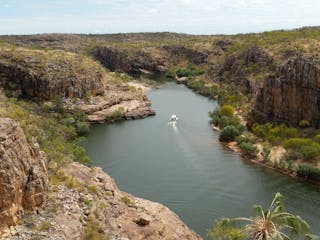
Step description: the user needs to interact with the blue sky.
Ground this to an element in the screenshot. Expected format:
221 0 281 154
0 0 319 35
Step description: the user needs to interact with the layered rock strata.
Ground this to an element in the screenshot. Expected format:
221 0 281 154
251 57 320 127
0 118 48 235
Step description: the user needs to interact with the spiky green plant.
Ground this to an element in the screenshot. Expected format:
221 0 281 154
209 193 316 240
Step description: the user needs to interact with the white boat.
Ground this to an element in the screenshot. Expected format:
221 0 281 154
169 114 178 122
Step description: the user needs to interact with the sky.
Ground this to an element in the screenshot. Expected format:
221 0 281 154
0 0 319 35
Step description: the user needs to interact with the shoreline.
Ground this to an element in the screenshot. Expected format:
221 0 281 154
211 117 320 187
221 138 320 187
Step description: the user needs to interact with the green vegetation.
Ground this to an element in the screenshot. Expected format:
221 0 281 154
220 105 235 117
81 217 107 240
209 192 314 240
121 196 134 206
175 64 205 78
0 97 93 174
105 107 125 123
252 123 298 144
297 164 320 182
284 138 320 161
299 120 311 128
219 126 240 142
210 105 246 142
185 78 205 92
236 135 257 157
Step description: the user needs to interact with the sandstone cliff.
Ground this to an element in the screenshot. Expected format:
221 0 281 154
0 118 48 236
0 46 105 100
91 46 168 75
250 57 320 127
215 46 274 94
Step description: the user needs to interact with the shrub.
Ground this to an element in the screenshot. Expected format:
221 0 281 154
297 164 320 182
284 138 320 160
299 120 311 128
209 108 221 126
81 217 106 240
235 135 254 145
220 105 235 117
165 69 176 79
210 107 246 134
219 125 240 142
284 138 313 149
263 145 271 161
239 142 257 156
314 134 320 143
105 107 125 123
75 121 90 136
185 79 205 92
175 63 205 78
252 123 272 138
252 123 298 144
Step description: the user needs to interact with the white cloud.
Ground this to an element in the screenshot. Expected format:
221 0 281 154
147 8 158 14
0 0 319 35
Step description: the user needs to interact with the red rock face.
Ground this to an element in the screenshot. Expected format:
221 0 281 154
250 57 320 127
0 118 47 232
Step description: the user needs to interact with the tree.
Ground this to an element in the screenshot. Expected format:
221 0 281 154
219 125 240 142
209 192 315 240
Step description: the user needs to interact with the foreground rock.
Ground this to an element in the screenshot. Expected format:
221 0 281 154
250 57 320 127
0 118 48 237
7 162 202 240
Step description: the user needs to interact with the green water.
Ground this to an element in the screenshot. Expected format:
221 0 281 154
84 82 320 238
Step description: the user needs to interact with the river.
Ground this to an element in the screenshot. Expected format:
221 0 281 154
84 82 320 238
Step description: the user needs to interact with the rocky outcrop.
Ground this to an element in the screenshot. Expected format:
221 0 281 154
65 82 156 123
7 162 202 240
91 46 167 75
250 57 320 127
0 118 48 235
65 163 202 240
0 46 105 100
217 46 274 93
162 45 208 65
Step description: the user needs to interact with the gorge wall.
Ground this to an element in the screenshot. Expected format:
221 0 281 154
251 57 320 127
0 47 105 100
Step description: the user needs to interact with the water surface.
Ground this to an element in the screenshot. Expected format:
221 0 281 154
85 82 320 238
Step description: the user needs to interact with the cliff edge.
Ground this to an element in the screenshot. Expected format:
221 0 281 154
0 118 48 237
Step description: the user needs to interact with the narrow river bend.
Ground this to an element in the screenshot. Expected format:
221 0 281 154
84 82 320 238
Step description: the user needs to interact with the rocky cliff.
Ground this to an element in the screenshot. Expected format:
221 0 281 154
250 57 320 127
0 118 48 236
216 46 274 94
162 45 208 65
91 46 168 75
4 162 202 240
0 46 105 100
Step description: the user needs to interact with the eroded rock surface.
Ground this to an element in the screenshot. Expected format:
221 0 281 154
0 118 48 236
7 162 202 240
250 57 320 127
65 81 156 123
0 46 105 100
91 46 168 75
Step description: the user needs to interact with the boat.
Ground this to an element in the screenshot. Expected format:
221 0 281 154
169 114 178 122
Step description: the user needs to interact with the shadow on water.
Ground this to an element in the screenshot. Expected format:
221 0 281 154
84 82 320 239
